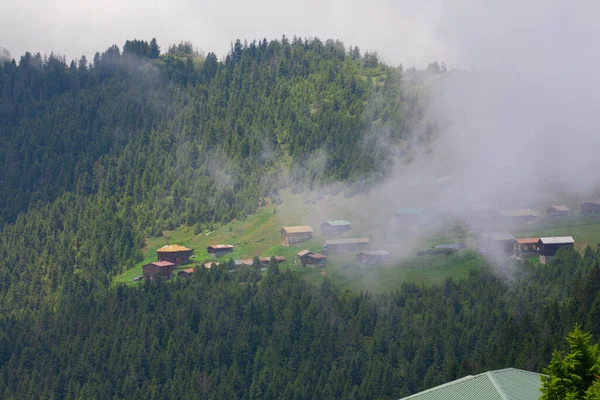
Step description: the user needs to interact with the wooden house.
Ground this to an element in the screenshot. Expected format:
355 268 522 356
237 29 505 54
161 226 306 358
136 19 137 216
157 245 193 266
143 261 175 280
357 250 390 265
498 209 540 225
258 256 286 265
177 267 196 278
514 238 539 258
207 245 234 258
393 208 423 226
538 237 574 264
477 232 516 256
546 205 569 217
281 226 313 247
320 220 352 236
581 201 600 214
299 252 327 267
325 237 370 255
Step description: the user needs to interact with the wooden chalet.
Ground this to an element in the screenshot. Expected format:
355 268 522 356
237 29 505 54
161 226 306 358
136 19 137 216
546 205 570 217
281 226 313 247
320 220 352 236
156 245 193 266
357 250 390 265
538 237 574 264
177 267 196 278
325 237 370 255
298 252 327 267
207 245 234 258
514 238 539 258
497 209 540 225
393 208 423 226
477 232 516 256
143 261 175 280
581 201 600 214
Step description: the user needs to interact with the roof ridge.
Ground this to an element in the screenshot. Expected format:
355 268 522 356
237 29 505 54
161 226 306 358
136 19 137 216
487 371 510 400
400 374 477 398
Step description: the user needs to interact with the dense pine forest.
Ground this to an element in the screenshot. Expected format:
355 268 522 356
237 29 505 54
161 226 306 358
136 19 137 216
0 37 598 399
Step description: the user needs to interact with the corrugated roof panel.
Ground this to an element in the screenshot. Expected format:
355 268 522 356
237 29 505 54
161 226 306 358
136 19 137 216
540 236 574 244
325 237 370 245
297 250 313 257
516 238 539 244
489 368 544 400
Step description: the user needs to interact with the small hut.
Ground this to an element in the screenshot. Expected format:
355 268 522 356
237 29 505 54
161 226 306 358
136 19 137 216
357 250 391 265
325 237 370 255
157 245 193 266
143 261 175 280
514 238 539 258
538 237 574 264
299 252 327 267
207 245 234 258
477 232 516 256
320 220 352 236
177 267 196 278
581 201 600 214
281 226 314 247
546 205 570 217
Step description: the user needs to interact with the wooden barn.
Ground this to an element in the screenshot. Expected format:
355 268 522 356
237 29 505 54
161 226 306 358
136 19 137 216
325 237 370 255
259 256 286 265
546 205 570 217
393 208 423 226
357 250 390 265
538 237 574 264
477 232 516 256
581 201 600 214
207 245 234 258
281 226 314 247
143 261 175 280
320 220 352 236
177 267 196 278
157 245 193 266
298 251 327 267
514 238 539 258
498 209 540 225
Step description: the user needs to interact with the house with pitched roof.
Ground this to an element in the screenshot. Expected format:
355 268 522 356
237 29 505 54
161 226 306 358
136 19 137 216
399 368 543 400
320 220 352 236
156 245 193 266
538 236 575 264
281 226 313 247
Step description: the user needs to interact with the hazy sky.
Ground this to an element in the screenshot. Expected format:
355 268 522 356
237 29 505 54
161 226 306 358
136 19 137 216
2 0 453 67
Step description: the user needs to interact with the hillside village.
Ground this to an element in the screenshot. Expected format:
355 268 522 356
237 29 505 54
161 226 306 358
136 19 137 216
134 197 600 283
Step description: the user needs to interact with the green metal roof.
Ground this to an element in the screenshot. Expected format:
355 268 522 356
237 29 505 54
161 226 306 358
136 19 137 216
324 220 351 226
399 368 543 400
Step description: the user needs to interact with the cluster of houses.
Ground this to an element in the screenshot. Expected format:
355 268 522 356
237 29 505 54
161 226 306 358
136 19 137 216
282 220 391 268
477 232 575 264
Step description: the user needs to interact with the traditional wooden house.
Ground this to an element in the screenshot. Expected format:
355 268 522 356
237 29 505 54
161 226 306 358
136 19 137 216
177 267 196 278
325 237 370 255
258 256 286 265
299 252 327 267
393 208 423 226
498 209 540 225
320 220 352 236
207 245 234 258
546 205 570 217
357 250 390 265
157 245 193 266
514 238 539 258
477 232 516 256
143 261 175 280
538 236 574 264
281 226 313 247
581 201 600 214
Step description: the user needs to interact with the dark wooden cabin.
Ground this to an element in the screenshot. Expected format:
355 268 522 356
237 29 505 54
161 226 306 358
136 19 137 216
357 250 390 265
477 232 516 256
546 205 569 217
514 238 539 258
538 237 574 264
143 261 175 280
325 237 370 255
207 245 234 258
299 252 327 267
281 226 313 247
177 267 196 278
320 220 352 236
157 245 193 266
581 201 600 214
